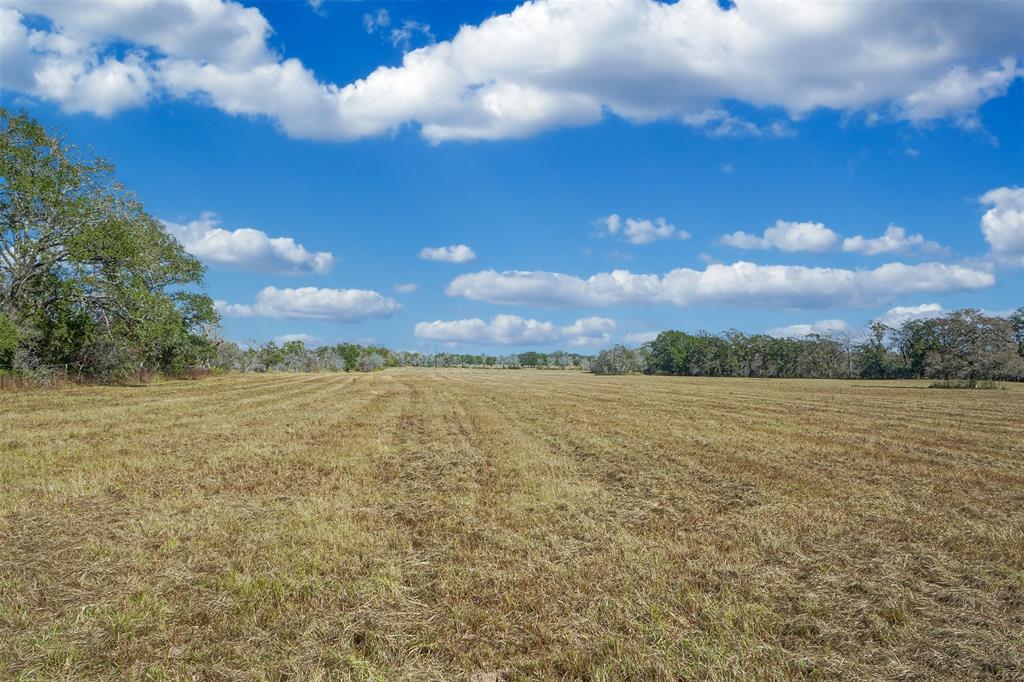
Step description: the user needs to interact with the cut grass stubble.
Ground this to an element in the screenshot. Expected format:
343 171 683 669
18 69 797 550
1 370 1022 679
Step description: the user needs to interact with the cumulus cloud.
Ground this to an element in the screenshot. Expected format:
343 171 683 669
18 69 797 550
598 214 690 245
877 303 946 327
898 58 1020 130
2 0 1021 142
979 187 1024 266
419 244 476 263
842 225 948 257
766 319 853 338
446 261 994 309
217 286 401 321
720 220 839 252
414 314 615 346
163 212 334 275
394 282 418 294
0 0 272 117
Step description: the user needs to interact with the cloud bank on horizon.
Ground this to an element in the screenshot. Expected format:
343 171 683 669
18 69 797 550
445 261 995 310
2 0 1021 142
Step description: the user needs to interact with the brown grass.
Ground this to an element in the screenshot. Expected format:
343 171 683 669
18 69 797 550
1 370 1022 680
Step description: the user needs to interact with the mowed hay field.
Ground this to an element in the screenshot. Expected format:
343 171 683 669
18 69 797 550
1 371 1023 680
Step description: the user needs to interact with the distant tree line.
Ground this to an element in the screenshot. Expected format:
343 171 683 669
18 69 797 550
208 341 594 373
213 309 1024 383
591 308 1024 381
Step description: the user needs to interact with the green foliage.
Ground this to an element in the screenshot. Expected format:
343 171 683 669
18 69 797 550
891 318 938 379
335 343 360 371
594 309 1023 381
854 321 891 379
518 351 547 367
0 313 16 369
1 109 217 379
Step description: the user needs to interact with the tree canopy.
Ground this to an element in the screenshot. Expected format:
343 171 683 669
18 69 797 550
0 109 217 379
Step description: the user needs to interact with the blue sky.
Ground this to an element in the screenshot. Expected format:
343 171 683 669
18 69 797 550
2 0 1022 351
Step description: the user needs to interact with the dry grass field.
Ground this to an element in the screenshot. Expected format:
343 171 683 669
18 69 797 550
1 370 1023 680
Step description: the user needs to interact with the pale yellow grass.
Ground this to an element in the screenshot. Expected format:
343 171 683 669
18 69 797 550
1 370 1022 680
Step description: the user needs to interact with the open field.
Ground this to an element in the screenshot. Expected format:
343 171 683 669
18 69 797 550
1 370 1023 680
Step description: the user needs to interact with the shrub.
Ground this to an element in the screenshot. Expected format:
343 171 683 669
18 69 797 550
591 345 641 375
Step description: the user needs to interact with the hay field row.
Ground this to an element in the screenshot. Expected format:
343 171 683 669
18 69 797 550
1 370 1022 680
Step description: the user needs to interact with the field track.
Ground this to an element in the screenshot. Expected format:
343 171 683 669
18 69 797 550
2 370 1023 679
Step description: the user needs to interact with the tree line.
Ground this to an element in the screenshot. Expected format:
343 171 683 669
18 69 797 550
591 309 1024 381
212 308 1024 383
207 341 595 373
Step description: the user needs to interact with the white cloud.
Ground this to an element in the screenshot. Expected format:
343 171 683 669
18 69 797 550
878 303 945 327
2 0 1021 142
34 53 153 116
419 244 476 263
394 282 418 294
598 214 690 245
414 314 615 346
363 9 390 33
623 331 659 345
766 319 852 338
720 220 839 252
681 109 794 139
898 58 1020 130
217 286 401 322
446 261 995 309
163 212 334 275
388 20 434 51
362 8 433 50
559 317 617 346
842 224 948 257
274 333 321 345
722 220 948 257
979 186 1024 267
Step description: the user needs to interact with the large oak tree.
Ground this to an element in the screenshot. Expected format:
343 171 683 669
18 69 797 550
0 109 217 377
